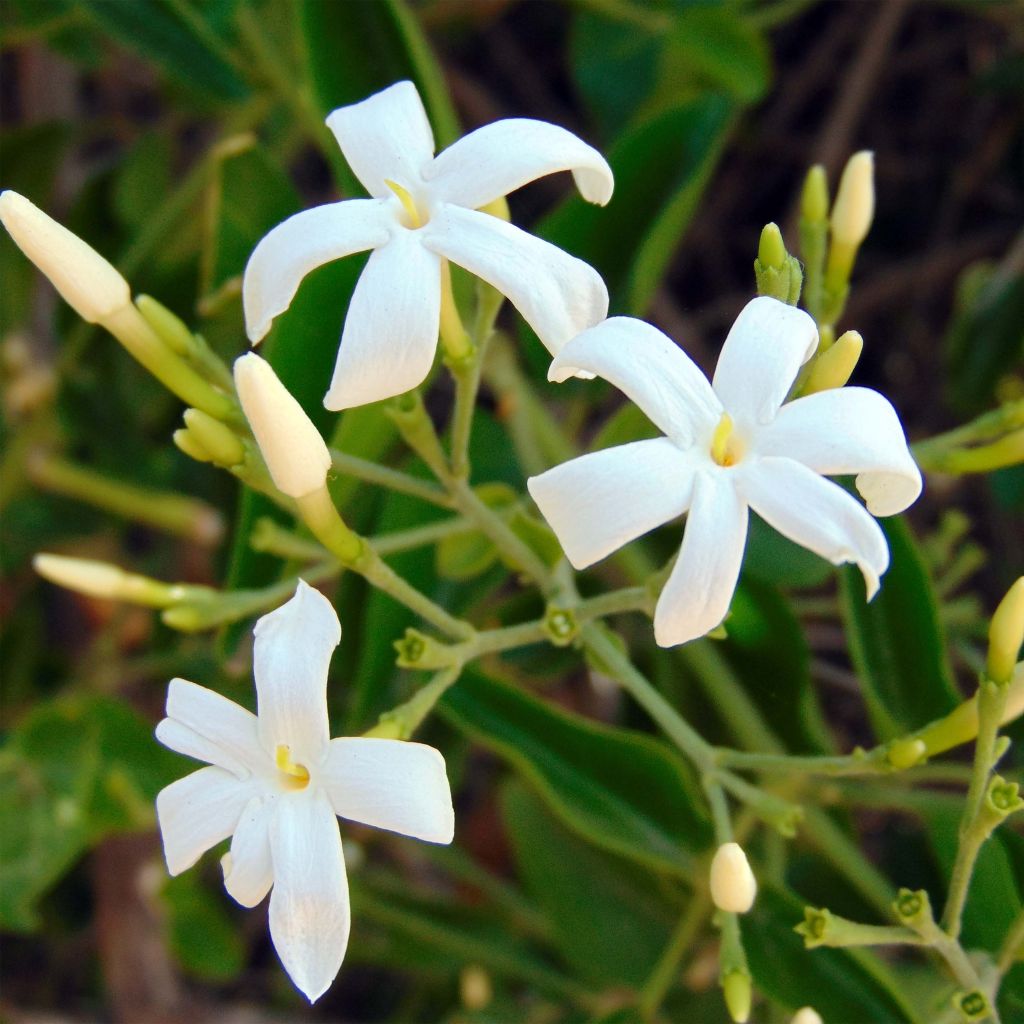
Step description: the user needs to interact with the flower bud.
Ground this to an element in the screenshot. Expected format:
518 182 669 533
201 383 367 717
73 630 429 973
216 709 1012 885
830 151 874 250
34 553 181 607
987 577 1024 684
233 353 331 499
173 427 214 463
0 191 130 324
710 842 757 913
182 408 245 468
802 330 863 394
801 165 829 225
722 969 752 1023
791 1008 823 1024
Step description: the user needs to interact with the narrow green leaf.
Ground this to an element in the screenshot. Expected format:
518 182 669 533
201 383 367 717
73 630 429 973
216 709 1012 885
441 668 711 876
840 517 961 739
75 0 249 101
540 95 734 317
502 780 677 990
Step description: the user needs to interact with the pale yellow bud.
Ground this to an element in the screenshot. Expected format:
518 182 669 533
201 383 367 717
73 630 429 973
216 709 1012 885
803 331 864 394
34 553 126 599
0 191 130 324
233 353 331 499
710 842 757 914
988 577 1024 684
830 152 875 250
792 1008 824 1024
460 965 493 1011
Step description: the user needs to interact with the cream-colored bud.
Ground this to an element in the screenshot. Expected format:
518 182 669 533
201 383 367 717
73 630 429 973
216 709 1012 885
233 353 331 499
34 553 126 599
792 1008 824 1024
0 191 131 324
830 151 875 249
988 577 1024 684
710 842 757 913
803 330 863 394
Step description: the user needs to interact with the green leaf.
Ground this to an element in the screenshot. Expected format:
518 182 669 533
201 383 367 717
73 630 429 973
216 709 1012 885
441 668 711 876
75 0 249 101
658 7 771 105
540 95 734 317
744 885 914 1022
840 517 961 739
300 0 458 152
502 780 677 990
722 579 833 753
743 511 835 588
163 872 246 981
0 696 180 931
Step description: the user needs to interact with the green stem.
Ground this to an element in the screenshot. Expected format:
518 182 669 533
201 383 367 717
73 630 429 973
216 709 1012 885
28 452 223 544
942 678 1010 938
912 399 1024 467
447 348 483 481
637 891 712 1019
330 449 452 509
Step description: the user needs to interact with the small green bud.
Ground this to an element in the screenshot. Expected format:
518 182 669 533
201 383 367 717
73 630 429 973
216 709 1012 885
362 713 408 740
985 775 1023 818
722 970 752 1024
393 628 462 670
136 294 195 357
892 887 932 929
886 737 927 771
543 605 578 647
173 427 214 463
801 165 829 224
795 907 831 947
758 222 787 270
183 408 245 468
954 989 990 1022
987 577 1024 684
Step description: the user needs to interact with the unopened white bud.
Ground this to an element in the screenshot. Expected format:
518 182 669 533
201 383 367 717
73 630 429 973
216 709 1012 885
792 1008 823 1024
0 190 131 324
710 842 757 914
34 553 126 599
830 151 874 249
233 353 331 499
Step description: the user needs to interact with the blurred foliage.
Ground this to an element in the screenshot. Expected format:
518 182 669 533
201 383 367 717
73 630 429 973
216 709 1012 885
1 0 1023 1021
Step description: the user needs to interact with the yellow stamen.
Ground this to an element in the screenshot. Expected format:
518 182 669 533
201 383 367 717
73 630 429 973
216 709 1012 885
275 744 310 788
711 413 737 467
385 179 423 229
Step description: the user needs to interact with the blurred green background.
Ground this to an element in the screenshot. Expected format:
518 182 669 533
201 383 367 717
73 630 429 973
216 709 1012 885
1 1 1022 1021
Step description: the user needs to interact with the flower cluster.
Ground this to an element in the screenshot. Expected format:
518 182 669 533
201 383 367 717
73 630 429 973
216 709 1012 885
5 78 924 1007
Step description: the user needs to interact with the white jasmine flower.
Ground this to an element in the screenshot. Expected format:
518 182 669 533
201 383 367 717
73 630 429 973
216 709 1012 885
243 80 614 410
709 842 758 914
528 297 922 647
154 581 455 1002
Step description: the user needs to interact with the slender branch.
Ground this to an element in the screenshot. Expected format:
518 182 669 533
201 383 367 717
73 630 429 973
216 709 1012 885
330 449 452 508
997 904 1024 978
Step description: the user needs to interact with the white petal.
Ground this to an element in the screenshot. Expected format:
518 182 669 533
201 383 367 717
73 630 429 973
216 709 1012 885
243 200 391 343
320 738 454 843
739 456 889 598
156 719 250 778
323 232 441 410
156 766 254 876
755 386 922 516
528 438 698 570
268 790 350 1003
548 317 721 449
423 203 607 358
654 472 749 647
712 297 819 426
325 81 435 198
222 794 275 908
427 118 613 210
253 581 340 765
159 677 263 776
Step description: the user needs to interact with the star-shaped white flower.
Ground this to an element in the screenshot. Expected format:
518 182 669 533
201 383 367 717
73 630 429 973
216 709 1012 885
527 297 922 647
154 580 455 1002
243 80 614 411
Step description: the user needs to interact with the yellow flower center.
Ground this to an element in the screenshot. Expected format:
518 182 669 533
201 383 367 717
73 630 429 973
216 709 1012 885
710 413 743 467
385 179 426 229
275 744 310 790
